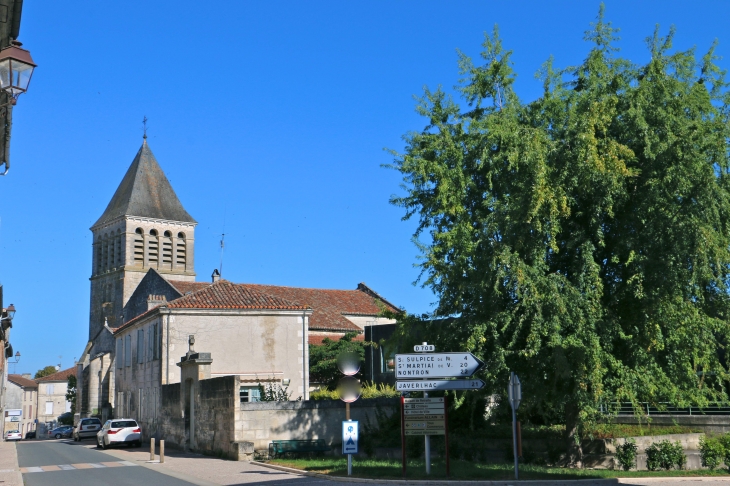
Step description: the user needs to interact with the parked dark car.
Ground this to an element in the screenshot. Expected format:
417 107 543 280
24 430 36 439
49 425 73 439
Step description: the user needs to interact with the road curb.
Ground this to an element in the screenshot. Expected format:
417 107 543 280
254 463 729 485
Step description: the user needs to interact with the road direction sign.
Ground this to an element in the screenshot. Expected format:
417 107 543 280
396 379 486 391
395 353 484 379
508 373 521 410
342 421 359 454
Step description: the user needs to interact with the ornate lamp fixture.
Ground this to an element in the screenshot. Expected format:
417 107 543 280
0 40 35 104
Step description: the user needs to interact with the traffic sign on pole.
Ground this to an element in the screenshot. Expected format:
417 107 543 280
508 373 522 410
396 379 485 391
395 353 485 379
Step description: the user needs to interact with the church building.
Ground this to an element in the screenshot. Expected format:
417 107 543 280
75 140 398 427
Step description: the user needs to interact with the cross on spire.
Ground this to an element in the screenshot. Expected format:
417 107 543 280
142 115 148 140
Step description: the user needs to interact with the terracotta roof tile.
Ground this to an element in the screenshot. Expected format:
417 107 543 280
7 374 37 388
167 280 308 310
36 367 76 382
167 280 212 295
244 283 399 332
309 334 364 346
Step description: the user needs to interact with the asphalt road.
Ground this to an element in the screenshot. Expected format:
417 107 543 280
17 439 198 486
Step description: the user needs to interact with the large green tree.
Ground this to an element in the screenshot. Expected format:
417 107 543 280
388 6 730 463
34 366 58 379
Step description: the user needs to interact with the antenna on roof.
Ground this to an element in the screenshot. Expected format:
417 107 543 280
219 204 227 277
142 115 148 140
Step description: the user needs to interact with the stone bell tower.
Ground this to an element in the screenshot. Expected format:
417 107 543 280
88 139 197 354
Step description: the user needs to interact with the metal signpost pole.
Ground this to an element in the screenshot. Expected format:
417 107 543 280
423 391 430 475
508 372 522 480
400 396 406 478
444 395 450 477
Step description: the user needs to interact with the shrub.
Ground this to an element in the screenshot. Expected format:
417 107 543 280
645 440 686 471
615 438 638 471
547 443 564 465
699 435 724 470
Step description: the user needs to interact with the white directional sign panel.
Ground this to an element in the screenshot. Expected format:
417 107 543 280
396 378 485 391
395 353 484 379
342 420 359 454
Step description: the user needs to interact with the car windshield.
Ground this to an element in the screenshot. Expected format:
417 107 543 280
111 420 137 428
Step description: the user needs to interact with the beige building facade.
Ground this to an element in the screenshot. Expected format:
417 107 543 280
35 367 75 425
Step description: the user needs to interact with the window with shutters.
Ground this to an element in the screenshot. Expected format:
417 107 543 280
116 339 123 368
134 228 144 265
152 323 160 360
148 229 159 264
45 401 53 415
46 384 54 395
137 329 144 364
239 387 261 405
125 335 132 367
176 232 186 267
162 231 173 267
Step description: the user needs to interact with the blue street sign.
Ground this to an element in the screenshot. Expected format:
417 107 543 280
342 420 359 454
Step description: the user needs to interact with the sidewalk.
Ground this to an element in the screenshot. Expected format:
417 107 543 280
75 443 730 486
0 440 23 486
79 442 331 485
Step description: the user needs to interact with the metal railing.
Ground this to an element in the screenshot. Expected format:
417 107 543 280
601 402 730 416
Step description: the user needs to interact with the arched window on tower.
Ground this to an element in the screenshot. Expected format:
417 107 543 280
109 231 116 269
116 229 123 267
176 232 186 268
134 228 144 265
148 229 159 265
96 237 104 274
162 231 173 268
101 234 109 273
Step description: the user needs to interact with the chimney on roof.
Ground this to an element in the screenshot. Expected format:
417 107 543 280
147 294 167 311
21 373 31 379
212 269 220 283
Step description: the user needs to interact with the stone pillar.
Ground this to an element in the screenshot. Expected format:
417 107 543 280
176 335 212 451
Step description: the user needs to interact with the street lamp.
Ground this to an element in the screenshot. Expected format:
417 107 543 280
9 350 19 373
0 41 35 104
1 303 15 330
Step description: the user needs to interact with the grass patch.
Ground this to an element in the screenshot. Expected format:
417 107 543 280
268 457 730 480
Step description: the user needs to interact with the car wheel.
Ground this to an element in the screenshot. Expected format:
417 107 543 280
55 434 62 439
134 441 141 448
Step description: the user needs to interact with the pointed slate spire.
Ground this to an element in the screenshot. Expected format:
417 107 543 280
93 141 196 228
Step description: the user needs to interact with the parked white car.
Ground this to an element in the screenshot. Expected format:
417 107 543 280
5 430 21 441
96 419 141 449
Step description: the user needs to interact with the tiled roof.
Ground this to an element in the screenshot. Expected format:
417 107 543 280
309 333 364 346
167 280 309 310
245 283 399 332
7 374 37 388
167 280 212 295
93 141 195 228
112 305 161 334
36 367 76 382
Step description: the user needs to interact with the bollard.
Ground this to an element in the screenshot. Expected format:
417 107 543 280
150 438 155 461
160 440 165 463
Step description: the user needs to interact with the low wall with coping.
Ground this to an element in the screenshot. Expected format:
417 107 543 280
236 398 399 451
613 415 730 434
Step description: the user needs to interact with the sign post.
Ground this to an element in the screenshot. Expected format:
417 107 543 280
342 421 359 476
508 372 522 480
337 351 362 476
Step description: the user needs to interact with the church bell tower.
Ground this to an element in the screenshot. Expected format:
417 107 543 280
88 139 196 354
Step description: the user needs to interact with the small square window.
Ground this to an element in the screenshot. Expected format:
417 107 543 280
239 386 261 403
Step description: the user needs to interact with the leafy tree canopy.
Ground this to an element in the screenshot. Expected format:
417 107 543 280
34 366 58 379
66 375 77 416
309 332 366 389
388 4 730 464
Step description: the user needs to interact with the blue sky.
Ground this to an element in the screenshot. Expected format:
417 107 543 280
1 1 729 375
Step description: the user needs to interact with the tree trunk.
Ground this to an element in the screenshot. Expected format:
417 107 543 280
564 404 583 468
